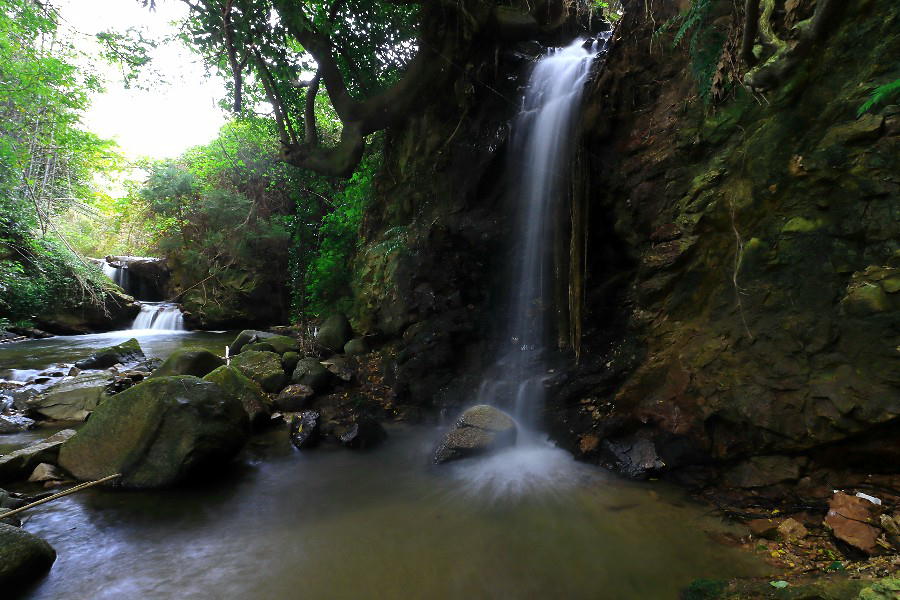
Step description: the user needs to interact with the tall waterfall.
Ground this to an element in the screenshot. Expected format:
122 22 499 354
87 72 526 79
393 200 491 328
478 38 601 429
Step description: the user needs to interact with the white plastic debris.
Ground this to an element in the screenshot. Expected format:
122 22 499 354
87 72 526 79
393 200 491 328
855 492 882 505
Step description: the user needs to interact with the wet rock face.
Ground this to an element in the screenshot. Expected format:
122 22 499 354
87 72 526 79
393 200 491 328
24 372 111 421
0 523 56 589
289 410 320 449
203 366 271 429
74 337 144 370
433 405 517 464
58 376 249 488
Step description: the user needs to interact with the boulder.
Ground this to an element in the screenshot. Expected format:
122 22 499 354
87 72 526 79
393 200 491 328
262 335 300 355
282 351 301 375
0 414 36 433
274 384 315 412
433 405 517 464
343 338 368 356
150 348 224 378
289 410 320 449
28 463 67 484
58 376 249 488
722 455 804 489
334 414 386 449
0 523 56 588
746 519 780 540
74 338 144 370
230 330 277 354
600 436 666 479
321 356 355 382
315 314 353 352
241 341 276 354
824 492 882 555
0 429 75 483
230 351 286 393
25 372 111 421
203 366 270 429
291 358 333 392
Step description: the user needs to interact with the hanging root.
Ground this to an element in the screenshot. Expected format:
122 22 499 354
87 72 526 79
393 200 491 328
742 0 841 92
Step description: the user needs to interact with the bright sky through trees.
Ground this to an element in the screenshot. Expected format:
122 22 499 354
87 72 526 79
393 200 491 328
56 0 225 160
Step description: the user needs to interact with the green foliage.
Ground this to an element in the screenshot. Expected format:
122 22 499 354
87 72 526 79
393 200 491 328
657 0 725 103
681 578 727 600
858 79 900 116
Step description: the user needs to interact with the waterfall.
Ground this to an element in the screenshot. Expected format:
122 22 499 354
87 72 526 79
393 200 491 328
102 261 128 291
132 302 185 331
478 38 604 430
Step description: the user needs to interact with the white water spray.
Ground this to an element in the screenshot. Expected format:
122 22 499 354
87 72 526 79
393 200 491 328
131 302 185 331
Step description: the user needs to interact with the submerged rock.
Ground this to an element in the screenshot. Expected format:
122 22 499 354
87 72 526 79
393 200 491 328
0 523 56 588
58 376 249 488
315 314 353 352
433 405 517 464
334 414 386 449
230 350 286 393
203 366 270 429
25 372 111 421
0 429 75 484
74 338 144 370
150 348 224 378
289 410 320 449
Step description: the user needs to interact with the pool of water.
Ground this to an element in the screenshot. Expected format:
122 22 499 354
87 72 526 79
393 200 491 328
10 426 767 600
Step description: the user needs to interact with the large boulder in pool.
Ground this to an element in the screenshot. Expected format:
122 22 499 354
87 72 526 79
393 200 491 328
74 337 144 370
230 330 276 354
150 348 224 378
433 405 518 464
25 372 110 421
230 351 286 393
58 376 249 488
203 366 270 429
315 314 353 352
0 523 56 588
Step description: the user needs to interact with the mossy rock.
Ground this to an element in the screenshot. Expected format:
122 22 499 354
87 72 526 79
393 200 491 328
290 358 333 392
343 338 368 356
203 366 270 429
282 351 301 375
263 335 300 355
230 330 276 354
58 376 249 488
241 341 277 354
0 523 56 589
150 348 224 378
26 373 110 421
74 337 144 370
230 351 287 393
315 314 353 352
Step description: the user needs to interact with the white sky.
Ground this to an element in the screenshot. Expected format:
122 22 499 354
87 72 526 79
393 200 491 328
57 0 226 160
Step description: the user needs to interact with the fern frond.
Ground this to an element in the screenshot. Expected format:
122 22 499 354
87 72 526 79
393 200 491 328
857 78 900 117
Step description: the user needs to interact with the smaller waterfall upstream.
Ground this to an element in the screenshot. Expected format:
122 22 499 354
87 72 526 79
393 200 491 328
132 302 185 331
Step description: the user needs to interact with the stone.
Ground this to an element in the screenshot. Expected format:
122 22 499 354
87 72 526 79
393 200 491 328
824 492 881 555
0 522 56 588
25 372 111 421
74 338 144 370
58 376 249 488
0 430 76 483
149 348 225 379
27 463 66 483
601 436 666 479
315 314 353 352
291 358 333 392
343 338 368 356
282 351 301 375
433 405 517 464
858 578 900 600
203 366 270 429
241 341 277 354
229 330 277 354
289 410 320 449
321 356 355 382
262 335 300 355
274 384 315 412
747 519 780 540
334 414 387 449
0 414 36 433
230 351 286 393
722 455 804 489
777 517 808 541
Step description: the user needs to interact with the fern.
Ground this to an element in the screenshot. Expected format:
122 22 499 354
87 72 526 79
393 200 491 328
656 0 722 103
857 79 900 117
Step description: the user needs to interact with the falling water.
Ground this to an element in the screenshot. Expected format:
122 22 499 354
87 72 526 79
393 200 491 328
101 261 128 291
132 302 185 331
478 38 603 427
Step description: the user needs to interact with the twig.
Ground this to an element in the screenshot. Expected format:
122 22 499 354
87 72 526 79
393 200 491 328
1 474 122 519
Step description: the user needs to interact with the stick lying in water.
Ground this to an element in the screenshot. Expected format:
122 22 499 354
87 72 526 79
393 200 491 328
1 473 121 520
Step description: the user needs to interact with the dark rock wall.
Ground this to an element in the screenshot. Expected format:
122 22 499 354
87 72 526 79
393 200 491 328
355 0 899 484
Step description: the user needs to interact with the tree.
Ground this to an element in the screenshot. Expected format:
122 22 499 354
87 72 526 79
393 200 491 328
159 0 592 176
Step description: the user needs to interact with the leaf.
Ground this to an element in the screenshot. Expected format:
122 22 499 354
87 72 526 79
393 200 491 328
769 581 789 589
